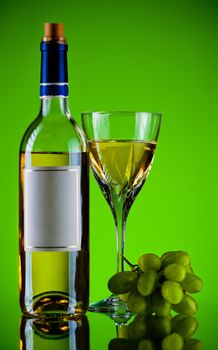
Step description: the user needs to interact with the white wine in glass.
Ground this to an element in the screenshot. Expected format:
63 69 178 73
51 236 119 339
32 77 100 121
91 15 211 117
82 112 161 315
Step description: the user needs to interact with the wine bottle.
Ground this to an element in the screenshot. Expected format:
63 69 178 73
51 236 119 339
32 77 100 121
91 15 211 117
19 23 89 318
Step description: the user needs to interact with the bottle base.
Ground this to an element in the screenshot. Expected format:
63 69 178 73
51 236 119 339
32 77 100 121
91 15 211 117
22 292 88 321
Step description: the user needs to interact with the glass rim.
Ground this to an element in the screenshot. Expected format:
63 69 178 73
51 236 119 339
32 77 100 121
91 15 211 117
81 110 162 116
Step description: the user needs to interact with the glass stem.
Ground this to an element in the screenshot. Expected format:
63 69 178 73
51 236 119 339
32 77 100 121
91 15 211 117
112 194 127 273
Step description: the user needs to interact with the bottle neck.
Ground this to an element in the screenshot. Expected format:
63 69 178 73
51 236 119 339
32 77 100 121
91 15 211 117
40 97 71 117
40 41 69 102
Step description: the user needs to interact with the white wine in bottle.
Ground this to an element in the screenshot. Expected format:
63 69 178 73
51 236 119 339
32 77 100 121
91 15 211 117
19 23 89 318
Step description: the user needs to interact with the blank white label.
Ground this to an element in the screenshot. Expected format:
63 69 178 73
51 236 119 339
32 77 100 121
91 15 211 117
24 166 81 251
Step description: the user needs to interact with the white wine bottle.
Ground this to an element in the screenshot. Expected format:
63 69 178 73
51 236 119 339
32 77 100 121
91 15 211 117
19 23 89 318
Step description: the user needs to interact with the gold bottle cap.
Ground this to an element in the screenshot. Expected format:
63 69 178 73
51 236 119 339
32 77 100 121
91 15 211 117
43 23 66 42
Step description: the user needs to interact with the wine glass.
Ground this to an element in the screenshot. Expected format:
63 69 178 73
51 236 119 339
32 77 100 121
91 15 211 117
82 111 161 314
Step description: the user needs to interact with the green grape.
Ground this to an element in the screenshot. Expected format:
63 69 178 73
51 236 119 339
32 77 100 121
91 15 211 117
127 290 148 314
173 316 198 339
164 263 186 282
161 281 184 304
134 313 148 322
137 270 158 296
134 312 152 324
150 315 172 341
172 314 186 327
128 319 148 341
151 290 171 317
108 271 138 294
138 339 157 350
108 338 137 350
138 253 161 272
133 295 152 316
119 292 130 302
172 294 198 316
143 295 153 315
183 339 203 350
161 333 184 350
166 313 173 320
134 304 152 316
186 264 194 273
161 251 176 263
180 273 203 293
162 251 190 269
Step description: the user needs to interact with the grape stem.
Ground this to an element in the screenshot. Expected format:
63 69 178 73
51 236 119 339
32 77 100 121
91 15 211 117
123 256 138 272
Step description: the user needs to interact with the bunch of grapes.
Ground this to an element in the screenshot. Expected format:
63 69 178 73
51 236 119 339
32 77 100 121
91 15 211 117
108 251 203 350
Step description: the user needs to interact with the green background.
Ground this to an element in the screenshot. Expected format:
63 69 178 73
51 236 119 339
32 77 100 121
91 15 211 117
0 0 217 348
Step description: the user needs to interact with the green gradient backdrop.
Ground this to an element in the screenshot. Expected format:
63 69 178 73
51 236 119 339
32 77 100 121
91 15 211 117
0 0 217 348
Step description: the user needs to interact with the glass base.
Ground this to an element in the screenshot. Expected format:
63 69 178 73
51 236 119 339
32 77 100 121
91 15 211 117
88 296 132 325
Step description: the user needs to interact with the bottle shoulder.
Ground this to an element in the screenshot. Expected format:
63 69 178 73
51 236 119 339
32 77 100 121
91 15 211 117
20 113 87 154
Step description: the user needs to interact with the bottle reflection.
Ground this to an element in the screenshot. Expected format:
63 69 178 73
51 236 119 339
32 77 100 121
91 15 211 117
20 316 89 350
